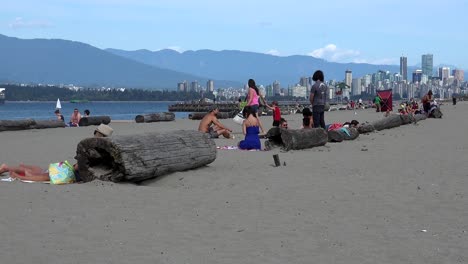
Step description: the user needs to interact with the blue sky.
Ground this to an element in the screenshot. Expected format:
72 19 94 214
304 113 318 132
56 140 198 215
2 0 467 69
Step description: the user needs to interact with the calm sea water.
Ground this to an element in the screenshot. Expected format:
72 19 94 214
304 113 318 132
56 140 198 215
0 101 191 120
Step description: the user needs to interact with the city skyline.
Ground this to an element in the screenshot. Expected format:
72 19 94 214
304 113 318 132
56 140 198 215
1 0 468 69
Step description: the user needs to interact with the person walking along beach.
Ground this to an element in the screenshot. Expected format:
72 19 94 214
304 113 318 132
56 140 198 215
309 70 327 129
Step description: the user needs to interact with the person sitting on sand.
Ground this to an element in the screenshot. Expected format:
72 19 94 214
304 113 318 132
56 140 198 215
69 108 82 127
421 90 433 116
238 106 265 150
54 109 64 121
0 124 114 182
198 105 232 139
84 109 90 117
301 108 313 129
279 118 288 129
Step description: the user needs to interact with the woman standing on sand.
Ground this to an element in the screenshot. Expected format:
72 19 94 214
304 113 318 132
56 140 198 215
309 70 327 129
246 79 260 114
238 106 265 150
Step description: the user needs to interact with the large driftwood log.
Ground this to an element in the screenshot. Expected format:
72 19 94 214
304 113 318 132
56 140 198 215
264 127 283 150
371 114 402 131
0 119 36 132
189 112 233 120
328 127 359 142
414 114 427 122
0 119 67 132
357 123 375 134
135 112 175 123
79 116 111 126
32 120 66 129
76 130 217 182
281 128 328 151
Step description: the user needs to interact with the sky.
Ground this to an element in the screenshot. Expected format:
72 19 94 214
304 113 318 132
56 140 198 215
1 0 468 69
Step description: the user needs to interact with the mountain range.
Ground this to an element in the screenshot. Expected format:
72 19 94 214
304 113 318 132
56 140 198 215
0 34 239 89
1 34 463 90
106 48 411 86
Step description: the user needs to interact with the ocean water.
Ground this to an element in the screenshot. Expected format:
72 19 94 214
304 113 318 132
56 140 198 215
0 101 191 120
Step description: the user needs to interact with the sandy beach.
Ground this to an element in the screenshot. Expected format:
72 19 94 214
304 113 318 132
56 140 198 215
1 102 467 263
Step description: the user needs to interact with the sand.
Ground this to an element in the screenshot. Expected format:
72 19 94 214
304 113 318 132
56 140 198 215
1 103 467 264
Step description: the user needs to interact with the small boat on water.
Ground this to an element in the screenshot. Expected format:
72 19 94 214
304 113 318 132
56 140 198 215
56 98 61 109
70 99 90 103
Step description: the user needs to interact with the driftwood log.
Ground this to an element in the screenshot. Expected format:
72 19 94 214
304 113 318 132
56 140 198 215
76 130 217 182
79 116 111 126
135 112 175 123
32 120 66 129
281 128 328 151
371 114 402 131
189 112 233 120
357 123 375 134
264 127 283 150
0 119 36 131
328 127 359 142
0 119 65 132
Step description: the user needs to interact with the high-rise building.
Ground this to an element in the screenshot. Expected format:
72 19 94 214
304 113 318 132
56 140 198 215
452 69 464 82
421 54 433 77
400 56 408 81
190 81 198 92
412 69 423 83
206 80 214 92
299 77 308 87
345 70 352 88
438 67 450 80
273 81 281 96
177 82 185 92
351 78 362 96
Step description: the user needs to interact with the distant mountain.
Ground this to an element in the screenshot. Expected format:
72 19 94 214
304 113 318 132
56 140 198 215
0 34 240 89
107 48 409 85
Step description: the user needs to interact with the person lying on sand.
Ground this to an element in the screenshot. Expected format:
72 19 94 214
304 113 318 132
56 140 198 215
0 124 114 182
198 105 232 139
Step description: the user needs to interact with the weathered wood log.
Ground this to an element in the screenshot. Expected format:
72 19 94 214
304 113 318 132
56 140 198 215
135 112 175 123
343 127 359 140
371 114 403 131
76 130 217 182
188 112 232 120
0 119 36 132
280 128 328 151
357 123 375 134
413 114 427 122
78 116 111 126
32 120 66 129
328 127 359 142
264 127 283 149
328 130 344 142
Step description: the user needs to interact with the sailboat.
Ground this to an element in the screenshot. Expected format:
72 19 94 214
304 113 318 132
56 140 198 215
56 98 62 109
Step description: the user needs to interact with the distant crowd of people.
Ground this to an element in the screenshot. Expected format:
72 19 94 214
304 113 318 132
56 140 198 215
54 108 90 127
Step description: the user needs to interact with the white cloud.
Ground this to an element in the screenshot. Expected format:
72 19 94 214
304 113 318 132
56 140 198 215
265 49 280 56
308 44 360 62
8 17 52 29
166 46 183 52
308 44 398 65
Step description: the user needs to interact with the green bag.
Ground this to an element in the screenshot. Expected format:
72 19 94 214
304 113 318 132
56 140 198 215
48 160 75 185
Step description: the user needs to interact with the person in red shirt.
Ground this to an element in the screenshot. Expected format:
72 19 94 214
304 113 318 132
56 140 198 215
266 101 281 127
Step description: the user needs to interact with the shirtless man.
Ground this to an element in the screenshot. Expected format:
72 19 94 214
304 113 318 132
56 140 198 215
198 106 232 138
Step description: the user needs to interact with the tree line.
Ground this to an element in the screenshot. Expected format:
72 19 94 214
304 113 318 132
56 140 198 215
2 84 214 101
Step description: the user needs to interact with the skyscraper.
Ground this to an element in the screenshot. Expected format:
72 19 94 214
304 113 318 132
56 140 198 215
206 80 214 92
452 69 464 82
345 70 352 88
400 56 408 81
421 54 433 77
